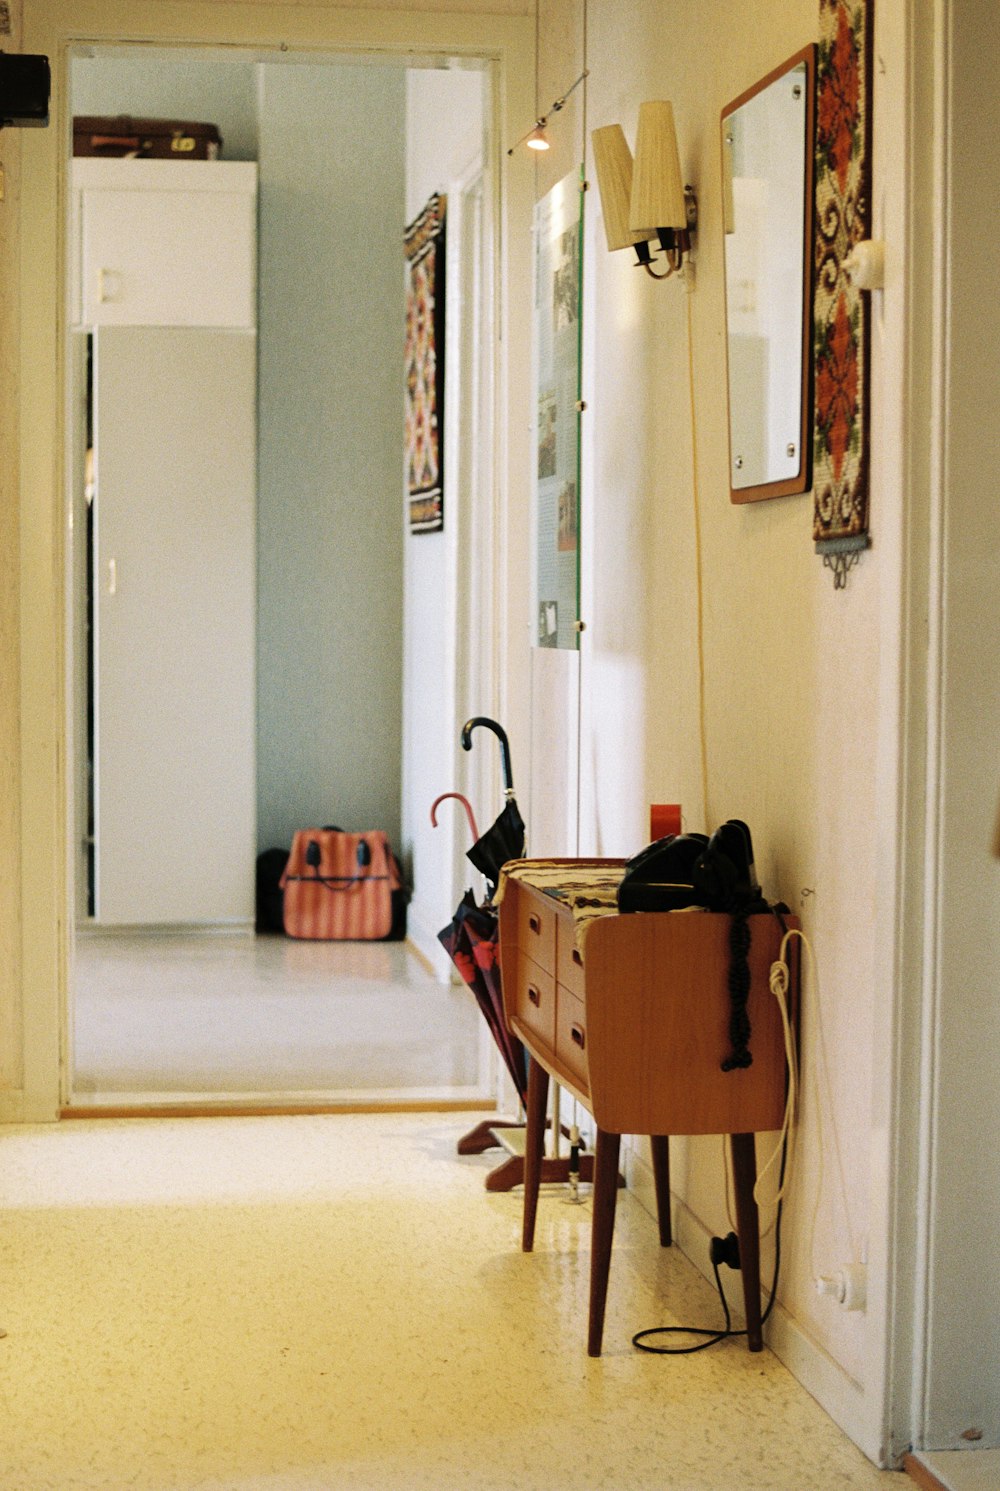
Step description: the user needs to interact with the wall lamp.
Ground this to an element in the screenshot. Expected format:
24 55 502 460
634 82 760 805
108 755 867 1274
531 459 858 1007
591 102 697 279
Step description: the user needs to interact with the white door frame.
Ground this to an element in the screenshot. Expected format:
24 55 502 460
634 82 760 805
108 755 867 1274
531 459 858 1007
11 1 533 1121
882 0 1000 1463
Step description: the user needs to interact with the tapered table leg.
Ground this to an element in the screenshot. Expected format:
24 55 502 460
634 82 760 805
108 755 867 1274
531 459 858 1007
650 1134 672 1246
730 1132 763 1351
522 1058 550 1252
588 1127 622 1357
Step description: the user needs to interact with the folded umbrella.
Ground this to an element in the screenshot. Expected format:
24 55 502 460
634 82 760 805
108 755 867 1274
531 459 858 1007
461 716 526 896
437 891 527 1102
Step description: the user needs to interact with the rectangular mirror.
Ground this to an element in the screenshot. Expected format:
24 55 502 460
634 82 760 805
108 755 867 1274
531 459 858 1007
721 45 816 503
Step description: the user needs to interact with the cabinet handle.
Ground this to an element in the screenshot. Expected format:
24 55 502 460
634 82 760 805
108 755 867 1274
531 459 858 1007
572 948 583 968
107 558 117 596
528 913 541 935
527 985 541 1007
571 1023 586 1050
98 268 122 304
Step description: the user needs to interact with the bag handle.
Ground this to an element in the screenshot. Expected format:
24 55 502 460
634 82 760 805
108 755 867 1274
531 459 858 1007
299 834 381 892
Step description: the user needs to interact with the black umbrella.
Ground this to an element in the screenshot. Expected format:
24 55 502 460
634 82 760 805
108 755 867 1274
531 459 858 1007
460 716 526 896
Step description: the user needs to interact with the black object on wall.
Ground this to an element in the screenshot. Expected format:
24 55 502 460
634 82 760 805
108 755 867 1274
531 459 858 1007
0 52 51 128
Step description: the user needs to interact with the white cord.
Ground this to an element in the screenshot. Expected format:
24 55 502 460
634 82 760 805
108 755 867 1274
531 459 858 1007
752 928 803 1208
749 922 861 1289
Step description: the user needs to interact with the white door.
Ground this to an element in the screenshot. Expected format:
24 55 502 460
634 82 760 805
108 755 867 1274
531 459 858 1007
92 326 257 923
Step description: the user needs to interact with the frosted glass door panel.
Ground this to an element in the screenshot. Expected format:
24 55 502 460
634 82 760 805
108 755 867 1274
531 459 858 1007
93 327 256 924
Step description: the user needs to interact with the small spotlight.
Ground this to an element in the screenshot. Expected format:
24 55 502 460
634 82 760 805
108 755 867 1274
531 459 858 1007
526 123 550 151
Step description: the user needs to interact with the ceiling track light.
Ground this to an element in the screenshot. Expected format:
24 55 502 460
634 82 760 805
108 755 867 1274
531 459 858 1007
507 70 589 157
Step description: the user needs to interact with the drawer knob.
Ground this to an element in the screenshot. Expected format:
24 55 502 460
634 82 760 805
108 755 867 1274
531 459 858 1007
528 985 541 1007
571 1023 586 1050
528 913 541 935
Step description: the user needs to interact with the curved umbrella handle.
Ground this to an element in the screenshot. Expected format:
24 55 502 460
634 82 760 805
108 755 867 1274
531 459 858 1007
430 792 481 844
461 716 514 793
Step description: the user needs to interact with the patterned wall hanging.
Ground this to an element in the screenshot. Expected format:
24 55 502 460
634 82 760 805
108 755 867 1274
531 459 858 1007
813 0 873 587
405 193 447 534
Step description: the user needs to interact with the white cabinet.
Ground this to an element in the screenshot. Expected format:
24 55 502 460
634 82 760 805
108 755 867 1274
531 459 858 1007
78 158 259 925
92 328 257 924
72 159 257 329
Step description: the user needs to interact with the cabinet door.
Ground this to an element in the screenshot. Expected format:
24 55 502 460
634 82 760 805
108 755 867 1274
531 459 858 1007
80 176 256 328
92 326 256 924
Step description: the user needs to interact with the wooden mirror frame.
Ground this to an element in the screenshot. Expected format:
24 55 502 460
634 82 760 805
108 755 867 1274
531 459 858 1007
721 44 817 505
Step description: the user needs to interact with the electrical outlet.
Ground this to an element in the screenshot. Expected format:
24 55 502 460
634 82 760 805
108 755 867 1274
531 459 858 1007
816 1263 867 1311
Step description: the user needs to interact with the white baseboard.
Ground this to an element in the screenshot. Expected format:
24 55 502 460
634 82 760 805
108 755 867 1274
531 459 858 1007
625 1145 874 1461
0 1090 59 1124
0 1092 26 1124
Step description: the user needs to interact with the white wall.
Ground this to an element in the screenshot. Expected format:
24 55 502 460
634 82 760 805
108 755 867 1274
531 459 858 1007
402 66 488 971
256 63 405 850
565 0 900 1459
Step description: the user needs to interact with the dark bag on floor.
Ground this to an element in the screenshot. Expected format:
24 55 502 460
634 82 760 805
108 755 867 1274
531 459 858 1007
256 848 290 933
280 828 406 941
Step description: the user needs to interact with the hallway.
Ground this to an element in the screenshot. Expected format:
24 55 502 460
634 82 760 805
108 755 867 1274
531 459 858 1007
0 1112 907 1489
71 933 484 1105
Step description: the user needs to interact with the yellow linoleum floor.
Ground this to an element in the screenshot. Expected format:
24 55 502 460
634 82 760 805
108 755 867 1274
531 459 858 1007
0 1113 909 1491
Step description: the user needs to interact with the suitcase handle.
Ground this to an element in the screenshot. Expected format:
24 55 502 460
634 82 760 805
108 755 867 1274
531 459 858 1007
91 134 142 151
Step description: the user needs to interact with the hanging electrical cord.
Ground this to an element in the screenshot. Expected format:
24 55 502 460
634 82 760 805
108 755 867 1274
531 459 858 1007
684 289 711 828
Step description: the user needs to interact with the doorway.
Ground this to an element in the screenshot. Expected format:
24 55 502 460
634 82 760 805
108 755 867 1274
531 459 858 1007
65 44 497 1110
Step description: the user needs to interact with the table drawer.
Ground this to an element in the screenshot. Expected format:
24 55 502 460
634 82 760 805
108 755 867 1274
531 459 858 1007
516 887 556 971
556 988 590 1093
513 952 556 1051
556 923 586 997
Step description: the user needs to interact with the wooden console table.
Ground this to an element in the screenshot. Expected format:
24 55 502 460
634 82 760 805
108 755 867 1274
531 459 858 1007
497 861 797 1357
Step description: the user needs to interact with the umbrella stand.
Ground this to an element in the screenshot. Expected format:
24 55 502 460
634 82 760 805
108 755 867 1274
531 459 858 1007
473 1114 620 1194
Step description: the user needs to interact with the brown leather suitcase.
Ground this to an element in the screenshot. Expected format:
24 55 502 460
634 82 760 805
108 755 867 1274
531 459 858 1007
73 115 222 160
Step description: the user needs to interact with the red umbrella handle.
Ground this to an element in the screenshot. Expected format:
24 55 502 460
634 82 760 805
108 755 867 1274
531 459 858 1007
430 792 481 844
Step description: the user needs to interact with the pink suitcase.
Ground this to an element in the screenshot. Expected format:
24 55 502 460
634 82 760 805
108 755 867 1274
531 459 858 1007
280 829 402 941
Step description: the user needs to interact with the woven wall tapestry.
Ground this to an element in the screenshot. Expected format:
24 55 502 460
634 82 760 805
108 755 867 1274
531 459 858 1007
405 193 447 535
813 0 873 586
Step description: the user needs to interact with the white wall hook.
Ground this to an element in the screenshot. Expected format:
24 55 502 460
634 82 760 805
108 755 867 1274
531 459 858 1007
843 239 885 291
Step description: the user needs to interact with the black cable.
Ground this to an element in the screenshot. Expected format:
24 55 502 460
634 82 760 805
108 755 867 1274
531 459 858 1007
632 1129 789 1356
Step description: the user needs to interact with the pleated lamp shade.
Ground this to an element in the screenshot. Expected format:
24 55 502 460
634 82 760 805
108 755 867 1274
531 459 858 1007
591 124 651 252
629 100 687 232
